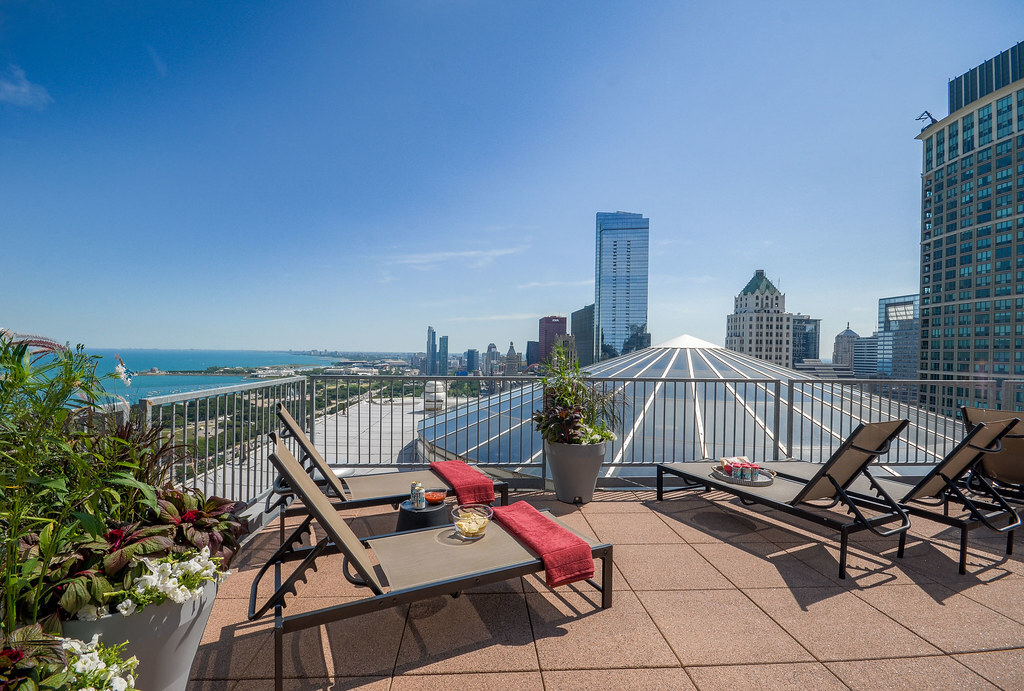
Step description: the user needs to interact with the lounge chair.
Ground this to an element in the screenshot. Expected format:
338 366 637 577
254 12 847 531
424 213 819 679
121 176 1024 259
272 403 509 512
249 443 613 691
657 419 910 578
767 418 1020 574
962 406 1024 502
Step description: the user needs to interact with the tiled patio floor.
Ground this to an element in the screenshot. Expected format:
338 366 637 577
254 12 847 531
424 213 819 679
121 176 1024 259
191 488 1024 690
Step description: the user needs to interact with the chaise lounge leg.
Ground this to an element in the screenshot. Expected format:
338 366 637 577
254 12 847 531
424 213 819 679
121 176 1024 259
959 528 969 575
656 467 664 501
897 531 907 559
1009 530 1015 556
601 547 614 609
838 529 849 580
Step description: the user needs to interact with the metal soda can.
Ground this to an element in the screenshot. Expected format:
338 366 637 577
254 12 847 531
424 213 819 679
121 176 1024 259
413 484 426 510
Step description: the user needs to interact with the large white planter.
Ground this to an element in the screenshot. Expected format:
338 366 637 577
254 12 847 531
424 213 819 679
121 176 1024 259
63 580 218 691
545 440 607 504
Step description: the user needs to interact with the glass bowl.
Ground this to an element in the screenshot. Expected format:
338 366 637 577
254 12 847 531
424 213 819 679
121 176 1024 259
451 503 494 540
424 488 447 505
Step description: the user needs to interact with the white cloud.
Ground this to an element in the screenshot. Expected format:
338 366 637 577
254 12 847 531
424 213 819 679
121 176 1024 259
389 248 521 270
0 65 52 108
147 46 168 78
516 279 591 290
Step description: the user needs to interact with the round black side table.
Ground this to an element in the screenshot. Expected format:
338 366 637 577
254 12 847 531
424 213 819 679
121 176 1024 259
395 499 452 532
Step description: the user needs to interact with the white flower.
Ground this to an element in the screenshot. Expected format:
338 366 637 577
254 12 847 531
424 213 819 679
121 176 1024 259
110 676 129 691
72 650 106 674
116 598 137 616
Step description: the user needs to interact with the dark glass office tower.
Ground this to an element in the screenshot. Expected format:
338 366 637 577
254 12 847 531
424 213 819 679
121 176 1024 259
917 41 1024 413
595 211 650 361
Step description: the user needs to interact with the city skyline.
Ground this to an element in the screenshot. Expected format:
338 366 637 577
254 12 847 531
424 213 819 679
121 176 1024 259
4 3 1024 352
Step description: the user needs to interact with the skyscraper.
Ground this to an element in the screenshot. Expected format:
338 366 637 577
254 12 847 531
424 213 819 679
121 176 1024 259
833 324 859 368
538 315 567 364
466 348 480 374
438 335 448 376
724 269 794 367
595 212 650 361
791 314 821 365
917 41 1024 413
571 304 595 367
877 294 920 379
424 326 437 375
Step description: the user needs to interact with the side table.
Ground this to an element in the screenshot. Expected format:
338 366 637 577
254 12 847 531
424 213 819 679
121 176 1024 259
395 499 452 532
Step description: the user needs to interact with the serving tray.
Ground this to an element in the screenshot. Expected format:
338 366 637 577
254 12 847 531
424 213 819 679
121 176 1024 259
710 466 775 487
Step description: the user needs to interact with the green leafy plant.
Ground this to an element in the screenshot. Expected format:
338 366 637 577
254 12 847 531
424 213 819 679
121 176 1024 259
532 344 620 445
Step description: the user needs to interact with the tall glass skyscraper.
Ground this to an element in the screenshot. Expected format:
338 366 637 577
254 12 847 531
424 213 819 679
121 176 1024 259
917 41 1024 413
595 211 650 361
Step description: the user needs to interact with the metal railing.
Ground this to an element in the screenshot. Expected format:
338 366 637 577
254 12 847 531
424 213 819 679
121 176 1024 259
141 373 1024 501
135 376 306 503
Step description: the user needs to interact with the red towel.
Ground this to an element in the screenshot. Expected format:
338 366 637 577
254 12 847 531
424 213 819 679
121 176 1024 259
493 501 594 588
430 460 495 505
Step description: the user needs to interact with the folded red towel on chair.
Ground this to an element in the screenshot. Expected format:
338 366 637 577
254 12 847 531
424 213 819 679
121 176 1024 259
493 501 594 588
430 460 495 505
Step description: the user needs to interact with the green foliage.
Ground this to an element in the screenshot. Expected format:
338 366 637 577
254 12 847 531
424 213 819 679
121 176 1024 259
532 344 620 445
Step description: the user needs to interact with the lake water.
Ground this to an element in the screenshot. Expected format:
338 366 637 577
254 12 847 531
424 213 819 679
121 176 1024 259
89 348 334 403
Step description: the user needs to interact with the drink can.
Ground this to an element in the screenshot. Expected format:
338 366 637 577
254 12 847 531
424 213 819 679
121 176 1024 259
413 484 426 509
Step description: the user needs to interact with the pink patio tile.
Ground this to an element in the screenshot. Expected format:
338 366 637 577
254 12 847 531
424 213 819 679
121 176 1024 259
528 589 678 670
585 511 686 544
689 542 837 589
637 589 812 666
392 672 544 689
853 583 1024 653
743 587 939 661
895 538 1024 582
826 656 998 690
655 505 785 545
686 661 846 690
393 593 538 674
953 649 1024 689
613 543 733 591
959 577 1024 626
782 540 935 588
542 667 695 689
578 490 652 513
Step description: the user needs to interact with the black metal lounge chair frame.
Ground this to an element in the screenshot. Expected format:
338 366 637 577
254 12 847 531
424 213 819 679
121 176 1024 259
656 421 912 579
249 445 612 691
269 403 509 518
961 405 1024 504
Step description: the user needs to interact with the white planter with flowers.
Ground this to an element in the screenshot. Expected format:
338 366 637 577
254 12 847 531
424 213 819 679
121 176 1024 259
63 549 224 691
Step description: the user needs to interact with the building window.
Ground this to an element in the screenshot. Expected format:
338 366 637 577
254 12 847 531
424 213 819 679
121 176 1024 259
963 112 975 152
979 104 993 145
997 95 1013 139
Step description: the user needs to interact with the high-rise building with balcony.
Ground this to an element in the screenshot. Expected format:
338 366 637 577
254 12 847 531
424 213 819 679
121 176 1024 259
424 326 437 375
725 269 794 367
877 294 920 379
538 315 567 364
917 42 1024 413
438 335 448 376
791 314 821 365
572 304 595 367
595 212 650 361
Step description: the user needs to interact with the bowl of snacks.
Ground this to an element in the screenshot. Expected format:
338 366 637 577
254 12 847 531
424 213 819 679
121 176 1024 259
424 488 448 505
451 503 493 540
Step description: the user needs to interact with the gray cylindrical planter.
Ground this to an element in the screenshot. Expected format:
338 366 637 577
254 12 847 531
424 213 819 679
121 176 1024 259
545 440 607 504
63 580 218 691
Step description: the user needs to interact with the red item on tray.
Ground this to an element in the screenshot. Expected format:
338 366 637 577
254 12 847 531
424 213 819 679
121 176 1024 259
429 460 495 505
492 501 594 587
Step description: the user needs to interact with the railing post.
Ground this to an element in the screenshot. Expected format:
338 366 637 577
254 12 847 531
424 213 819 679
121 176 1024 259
785 380 794 459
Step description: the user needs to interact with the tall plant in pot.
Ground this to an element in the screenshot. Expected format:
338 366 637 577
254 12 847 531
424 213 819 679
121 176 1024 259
0 333 250 691
533 345 620 504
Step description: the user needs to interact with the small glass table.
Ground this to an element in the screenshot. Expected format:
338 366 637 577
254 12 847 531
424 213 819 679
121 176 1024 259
395 499 452 532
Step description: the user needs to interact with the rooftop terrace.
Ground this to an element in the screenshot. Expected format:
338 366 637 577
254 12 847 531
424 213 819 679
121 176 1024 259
191 487 1024 690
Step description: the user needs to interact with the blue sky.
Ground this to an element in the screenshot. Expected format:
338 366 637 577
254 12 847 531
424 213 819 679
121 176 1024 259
3 2 1024 355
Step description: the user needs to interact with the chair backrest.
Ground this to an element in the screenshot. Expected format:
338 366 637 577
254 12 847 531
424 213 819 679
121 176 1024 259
277 403 349 500
793 419 909 503
902 418 1019 502
269 443 385 595
962 406 1024 484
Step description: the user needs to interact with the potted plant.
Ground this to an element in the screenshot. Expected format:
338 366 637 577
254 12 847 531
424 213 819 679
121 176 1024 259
532 344 620 504
0 333 250 691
